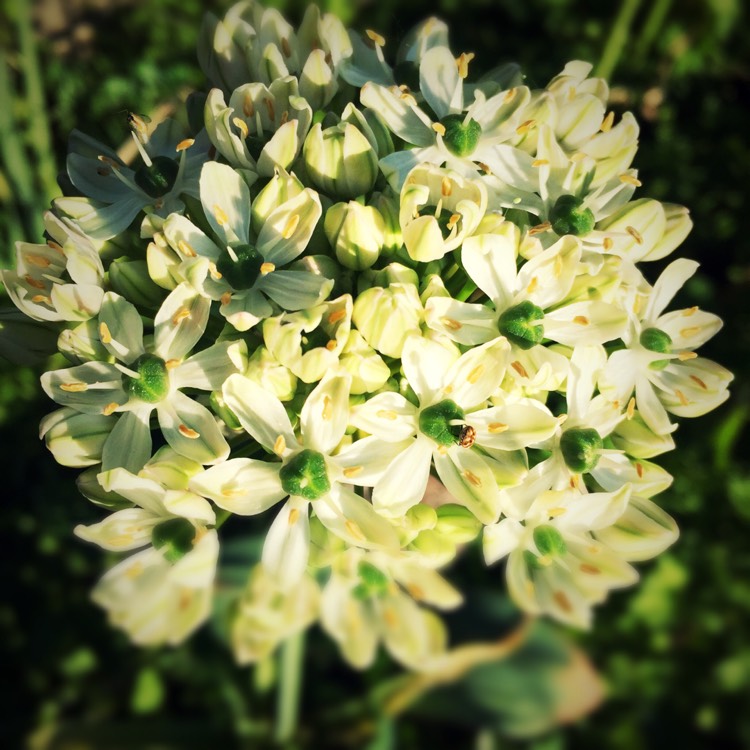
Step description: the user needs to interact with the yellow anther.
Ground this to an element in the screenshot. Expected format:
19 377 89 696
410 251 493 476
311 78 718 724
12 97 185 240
288 508 300 525
467 364 485 384
345 519 366 541
488 422 508 433
682 305 699 316
208 262 222 280
31 295 51 305
260 262 275 275
325 339 337 351
97 155 120 168
432 122 447 137
526 277 539 294
125 561 144 580
678 351 698 361
440 317 462 331
171 307 191 326
503 87 517 103
580 564 601 575
511 361 529 378
600 111 615 132
675 389 689 406
24 275 46 289
178 424 201 439
99 321 112 344
528 221 551 236
102 402 120 416
443 384 454 395
232 117 249 138
619 174 642 187
573 315 589 325
554 254 563 276
441 176 452 196
690 375 708 390
281 36 292 58
282 213 300 239
635 462 644 478
265 98 276 121
553 590 573 613
462 469 482 487
343 466 363 478
383 607 398 627
220 292 232 306
680 326 701 338
213 205 229 226
446 213 461 231
274 435 287 455
603 237 614 251
478 161 492 175
328 309 347 325
26 254 51 268
60 382 88 392
569 152 587 163
243 93 255 118
177 239 197 257
280 110 289 125
165 359 181 370
548 507 566 517
568 85 577 100
47 240 65 254
456 51 475 79
221 487 245 498
626 397 636 419
376 409 398 420
626 225 643 244
322 395 333 421
516 119 536 135
176 138 195 152
366 29 385 47
532 159 549 168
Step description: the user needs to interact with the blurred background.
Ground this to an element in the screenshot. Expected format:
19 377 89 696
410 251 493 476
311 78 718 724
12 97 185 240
0 0 748 747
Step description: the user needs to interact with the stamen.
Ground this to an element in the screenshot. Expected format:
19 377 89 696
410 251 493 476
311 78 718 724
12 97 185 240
274 435 286 455
280 110 289 125
365 29 385 47
178 424 201 439
511 361 529 378
383 607 398 627
232 117 249 138
526 277 539 294
47 240 65 254
432 122 446 137
467 364 485 384
620 174 642 187
376 409 398 420
462 469 482 487
573 315 589 325
102 402 120 416
177 240 197 257
516 119 536 135
678 351 698 361
434 198 443 218
243 94 255 119
264 98 275 122
675 389 689 406
165 359 180 369
213 205 229 226
31 295 52 305
626 226 643 244
503 87 517 103
603 237 614 251
328 309 347 325
548 507 566 517
288 508 300 525
528 221 551 236
680 326 701 338
322 395 333 421
220 292 232 306
580 564 601 574
24 275 46 289
441 176 452 196
690 375 708 390
635 462 644 478
456 51 475 79
478 162 492 175
281 36 291 58
600 111 615 132
171 307 191 326
440 317 462 331
488 422 508 433
553 590 573 612
554 255 563 276
682 306 699 316
446 213 461 231
25 254 51 268
282 214 300 239
626 397 636 419
325 340 337 351
260 262 275 275
345 519 366 540
131 131 153 168
175 138 195 152
532 159 549 167
343 466 363 478
60 382 88 392
99 322 112 344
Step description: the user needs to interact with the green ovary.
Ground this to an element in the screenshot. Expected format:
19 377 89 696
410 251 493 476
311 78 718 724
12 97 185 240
549 194 595 236
640 327 672 370
134 156 179 199
217 244 265 290
439 114 482 157
559 427 603 473
152 517 196 563
498 300 545 350
419 399 466 447
279 449 331 501
128 354 169 403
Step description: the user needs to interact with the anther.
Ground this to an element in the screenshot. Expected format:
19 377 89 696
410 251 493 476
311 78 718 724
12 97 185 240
243 93 255 118
213 205 229 226
265 98 275 121
573 315 589 325
274 435 287 455
232 117 249 138
441 176 452 196
102 402 119 416
177 240 197 257
503 88 517 103
675 389 689 406
511 361 529 378
365 29 385 47
60 382 88 392
176 138 195 152
178 424 200 439
456 51 475 79
440 317 462 331
528 221 551 236
288 508 300 525
516 119 536 135
526 277 539 294
281 37 291 58
328 309 347 325
488 422 508 433
690 375 708 390
620 174 642 187
343 466 363 478
282 214 300 239
462 469 482 487
603 237 614 251
24 275 46 289
376 409 398 420
680 326 701 338
260 262 275 275
626 226 643 244
467 364 485 384
600 111 615 132
220 292 232 306
446 213 461 231
432 122 446 136
99 322 112 344
532 159 549 167
171 307 191 326
626 397 636 419
635 462 644 478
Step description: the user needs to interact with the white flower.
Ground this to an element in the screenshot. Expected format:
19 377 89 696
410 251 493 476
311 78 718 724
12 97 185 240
41 284 246 471
189 373 402 589
75 467 218 646
601 258 732 434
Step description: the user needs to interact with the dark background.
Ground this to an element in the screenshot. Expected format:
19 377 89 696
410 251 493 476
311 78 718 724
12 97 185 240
1 0 749 747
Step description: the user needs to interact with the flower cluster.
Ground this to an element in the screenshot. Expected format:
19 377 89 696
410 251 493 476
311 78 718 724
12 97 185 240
2 1 732 670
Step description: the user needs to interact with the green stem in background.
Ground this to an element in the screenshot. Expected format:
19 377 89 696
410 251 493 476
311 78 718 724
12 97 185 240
16 1 59 203
634 0 673 62
275 631 305 745
595 0 644 81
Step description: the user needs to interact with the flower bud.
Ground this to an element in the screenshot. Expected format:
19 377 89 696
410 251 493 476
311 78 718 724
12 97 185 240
76 467 132 511
324 201 385 270
251 169 306 233
352 283 422 358
146 239 182 291
244 346 298 402
108 258 164 309
370 191 403 259
371 262 419 288
303 122 378 199
434 504 482 544
57 319 110 364
40 407 113 467
339 330 390 394
0 309 59 365
409 528 456 566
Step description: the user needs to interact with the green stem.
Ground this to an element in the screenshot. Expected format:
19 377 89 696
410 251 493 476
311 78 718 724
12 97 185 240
275 631 305 745
595 0 644 81
634 0 673 62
